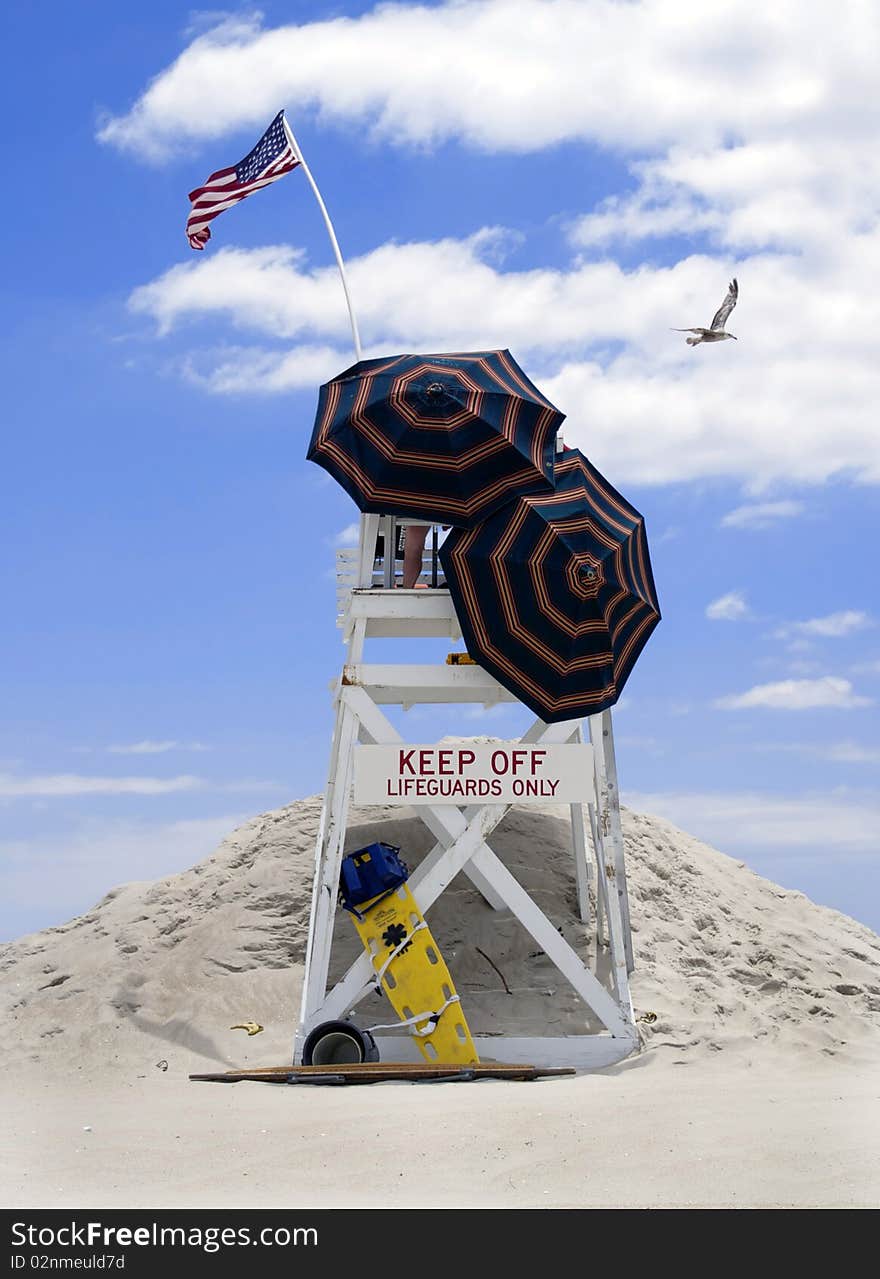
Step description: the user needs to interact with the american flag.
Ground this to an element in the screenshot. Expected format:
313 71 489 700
186 110 300 250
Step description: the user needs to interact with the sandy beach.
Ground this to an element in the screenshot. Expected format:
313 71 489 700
3 798 879 1209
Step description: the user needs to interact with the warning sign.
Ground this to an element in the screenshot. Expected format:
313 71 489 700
353 743 593 805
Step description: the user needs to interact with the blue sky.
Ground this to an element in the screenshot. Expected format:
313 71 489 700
2 0 878 940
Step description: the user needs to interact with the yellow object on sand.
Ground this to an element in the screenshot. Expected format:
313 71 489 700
349 882 479 1065
230 1021 264 1036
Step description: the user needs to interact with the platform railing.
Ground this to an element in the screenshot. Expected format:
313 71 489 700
335 515 446 625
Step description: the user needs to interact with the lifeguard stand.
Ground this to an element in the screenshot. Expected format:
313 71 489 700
294 513 639 1069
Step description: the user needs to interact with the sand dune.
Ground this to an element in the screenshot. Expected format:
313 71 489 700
2 798 879 1208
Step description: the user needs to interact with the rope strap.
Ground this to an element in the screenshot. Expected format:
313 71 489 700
365 994 461 1036
365 919 461 1036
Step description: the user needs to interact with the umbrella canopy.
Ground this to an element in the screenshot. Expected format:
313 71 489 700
439 447 661 721
307 350 564 528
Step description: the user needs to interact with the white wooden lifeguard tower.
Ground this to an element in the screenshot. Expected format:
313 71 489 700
293 512 640 1069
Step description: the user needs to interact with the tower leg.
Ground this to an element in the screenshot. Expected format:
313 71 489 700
594 710 634 973
587 801 607 948
296 695 360 1059
589 711 634 1011
569 723 594 925
296 569 371 1060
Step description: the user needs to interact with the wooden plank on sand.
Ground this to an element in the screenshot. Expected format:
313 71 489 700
189 1062 576 1085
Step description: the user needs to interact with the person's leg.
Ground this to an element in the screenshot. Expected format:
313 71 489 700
401 524 429 588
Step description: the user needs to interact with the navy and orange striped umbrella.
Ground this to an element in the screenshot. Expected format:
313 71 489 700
439 447 661 722
306 351 564 527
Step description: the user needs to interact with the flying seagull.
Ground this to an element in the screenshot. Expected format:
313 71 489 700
673 278 738 344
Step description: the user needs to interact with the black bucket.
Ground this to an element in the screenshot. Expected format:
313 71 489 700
301 1020 379 1066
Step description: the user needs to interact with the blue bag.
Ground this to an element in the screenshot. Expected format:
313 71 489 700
339 842 410 917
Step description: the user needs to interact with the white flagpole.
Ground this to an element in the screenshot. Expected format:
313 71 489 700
282 115 363 363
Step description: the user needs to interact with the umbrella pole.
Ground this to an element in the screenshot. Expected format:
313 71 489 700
281 117 363 362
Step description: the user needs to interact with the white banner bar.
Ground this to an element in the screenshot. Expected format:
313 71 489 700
353 742 594 805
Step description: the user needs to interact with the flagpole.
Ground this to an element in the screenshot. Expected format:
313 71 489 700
282 115 363 363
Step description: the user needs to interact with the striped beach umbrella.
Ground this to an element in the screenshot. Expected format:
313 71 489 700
306 351 564 528
439 447 661 722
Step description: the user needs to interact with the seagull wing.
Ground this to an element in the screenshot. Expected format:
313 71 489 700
710 278 738 330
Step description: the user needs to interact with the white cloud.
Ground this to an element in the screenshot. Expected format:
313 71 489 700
97 4 880 164
464 703 520 721
0 773 205 798
180 343 344 393
0 773 286 799
775 610 872 640
720 500 804 530
616 734 663 753
569 138 880 257
129 233 517 344
332 522 361 546
706 591 749 621
107 740 210 755
541 329 880 489
127 236 880 489
623 789 880 856
755 739 880 764
784 659 823 677
715 676 872 710
825 742 880 764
